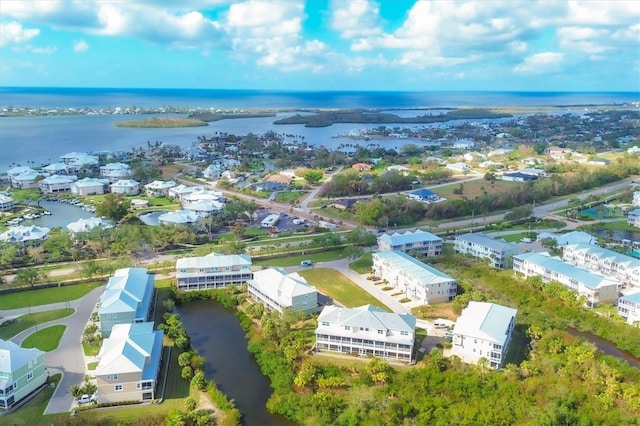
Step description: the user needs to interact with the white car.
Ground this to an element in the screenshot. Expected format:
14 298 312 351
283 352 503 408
77 394 96 405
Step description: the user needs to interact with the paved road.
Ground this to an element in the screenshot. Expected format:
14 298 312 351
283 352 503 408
6 286 104 415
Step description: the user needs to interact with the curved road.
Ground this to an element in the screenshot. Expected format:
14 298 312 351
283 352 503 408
5 286 103 414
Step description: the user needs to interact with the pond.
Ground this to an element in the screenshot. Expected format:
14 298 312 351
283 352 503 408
22 199 95 229
177 300 297 426
567 327 640 370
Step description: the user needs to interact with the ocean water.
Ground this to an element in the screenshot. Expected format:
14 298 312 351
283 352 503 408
0 87 638 171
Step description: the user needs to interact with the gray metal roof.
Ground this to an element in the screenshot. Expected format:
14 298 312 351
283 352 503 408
456 232 519 253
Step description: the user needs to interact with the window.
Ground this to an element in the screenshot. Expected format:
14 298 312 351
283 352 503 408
106 375 111 381
377 330 384 335
401 331 408 336
113 374 118 381
115 384 123 391
322 321 329 326
137 383 141 389
27 372 33 381
344 326 350 331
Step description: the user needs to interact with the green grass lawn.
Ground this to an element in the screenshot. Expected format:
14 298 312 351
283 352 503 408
0 282 102 310
2 374 69 426
501 232 537 243
298 268 392 312
0 309 74 339
349 252 373 274
21 325 65 352
254 247 349 267
275 191 304 203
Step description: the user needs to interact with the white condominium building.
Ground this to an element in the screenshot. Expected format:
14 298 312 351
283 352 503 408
175 252 253 291
373 250 456 304
315 305 416 362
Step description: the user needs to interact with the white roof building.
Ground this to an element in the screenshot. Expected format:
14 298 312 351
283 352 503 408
633 191 640 208
176 252 253 291
377 229 443 256
454 232 520 269
536 231 598 246
71 177 109 196
144 180 177 197
110 179 140 195
0 194 14 212
38 174 78 193
315 305 416 362
0 225 50 244
248 268 318 314
157 209 201 225
67 217 113 233
450 301 517 370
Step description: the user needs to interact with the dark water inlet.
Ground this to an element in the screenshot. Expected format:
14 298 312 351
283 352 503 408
567 327 640 369
177 299 297 426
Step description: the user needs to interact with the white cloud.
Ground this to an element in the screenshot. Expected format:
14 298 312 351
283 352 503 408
22 45 57 54
329 0 382 39
74 40 89 53
514 52 565 74
0 21 40 47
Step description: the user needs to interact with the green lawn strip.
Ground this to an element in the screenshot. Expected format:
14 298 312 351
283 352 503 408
2 374 66 426
0 282 102 310
275 191 305 203
0 308 74 339
254 248 348 267
21 325 65 352
83 340 101 357
581 220 638 231
298 268 392 312
349 252 373 274
87 361 98 370
501 232 537 243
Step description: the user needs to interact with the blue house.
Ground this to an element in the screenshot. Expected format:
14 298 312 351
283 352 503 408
407 188 439 202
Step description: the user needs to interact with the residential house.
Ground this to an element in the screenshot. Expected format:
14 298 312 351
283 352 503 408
588 158 611 166
247 268 318 315
513 252 620 307
386 165 409 175
617 291 640 325
545 146 572 161
536 231 598 246
183 199 224 217
267 174 293 185
453 139 475 149
110 179 140 195
332 198 361 211
100 163 132 183
377 229 443 256
6 166 36 181
60 152 99 174
520 157 545 166
71 177 108 196
94 322 163 404
0 194 14 211
202 164 223 180
168 184 205 202
628 208 640 228
175 252 253 291
628 146 640 155
0 225 50 244
407 188 439 203
373 250 457 304
454 233 520 269
351 163 372 172
38 174 78 193
157 209 201 225
42 162 69 175
563 243 640 289
67 217 113 234
0 339 47 410
315 305 416 362
633 191 640 208
98 268 155 338
478 160 504 169
446 162 471 173
519 168 547 177
500 172 538 182
144 180 177 197
10 170 45 189
450 301 517 370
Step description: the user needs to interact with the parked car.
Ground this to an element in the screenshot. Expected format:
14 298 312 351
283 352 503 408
77 394 96 405
300 260 313 267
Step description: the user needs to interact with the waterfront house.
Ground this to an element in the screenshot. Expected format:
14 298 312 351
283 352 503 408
60 152 99 174
315 305 416 362
0 339 47 410
0 194 14 211
628 208 640 228
372 250 457 304
38 174 78 193
247 268 318 315
98 268 155 338
70 177 109 196
94 322 163 404
42 162 69 174
183 199 224 217
0 225 50 245
377 229 443 256
563 243 640 289
144 180 177 197
450 301 517 370
110 179 140 195
168 184 205 202
6 166 36 180
454 232 520 269
536 230 598 246
618 291 640 325
157 209 201 225
175 252 253 291
10 170 46 189
407 188 439 203
67 217 113 234
513 252 619 307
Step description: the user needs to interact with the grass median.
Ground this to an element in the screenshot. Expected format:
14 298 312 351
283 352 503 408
298 268 392 312
0 282 101 310
0 309 74 339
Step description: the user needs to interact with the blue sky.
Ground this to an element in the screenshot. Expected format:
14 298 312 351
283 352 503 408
1 0 639 91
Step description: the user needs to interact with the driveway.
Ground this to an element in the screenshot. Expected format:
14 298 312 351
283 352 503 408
7 286 104 414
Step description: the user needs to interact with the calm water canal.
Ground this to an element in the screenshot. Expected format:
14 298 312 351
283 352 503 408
177 300 297 426
567 328 640 369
